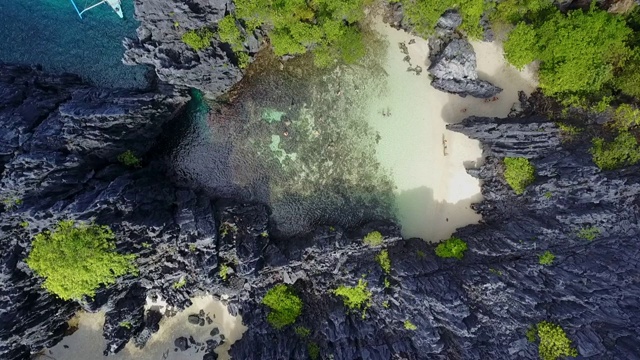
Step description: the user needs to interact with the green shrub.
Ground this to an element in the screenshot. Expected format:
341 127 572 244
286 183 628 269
435 237 468 260
218 15 244 51
363 231 383 246
375 250 391 274
538 251 555 266
576 226 600 241
117 150 140 167
612 104 640 131
119 321 132 329
404 320 418 330
232 0 371 66
25 220 137 301
397 0 490 39
504 157 535 194
333 279 372 316
491 0 554 25
526 325 538 342
262 284 303 329
536 321 578 360
591 132 640 170
219 263 230 281
173 277 187 289
503 6 635 105
307 342 320 360
182 27 215 51
295 326 311 338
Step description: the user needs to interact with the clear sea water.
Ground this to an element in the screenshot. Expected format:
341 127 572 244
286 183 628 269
0 0 150 88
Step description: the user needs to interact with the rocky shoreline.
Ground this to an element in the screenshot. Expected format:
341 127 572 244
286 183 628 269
2 59 639 359
1 1 640 359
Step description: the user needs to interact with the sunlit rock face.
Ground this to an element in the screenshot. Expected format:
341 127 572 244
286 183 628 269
123 0 255 97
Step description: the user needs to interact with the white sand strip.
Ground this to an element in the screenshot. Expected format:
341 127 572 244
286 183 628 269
365 19 537 242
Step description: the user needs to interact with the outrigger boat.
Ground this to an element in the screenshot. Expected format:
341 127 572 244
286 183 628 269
69 0 123 19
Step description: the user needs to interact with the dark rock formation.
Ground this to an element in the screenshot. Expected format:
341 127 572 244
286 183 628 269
423 11 501 98
123 0 258 97
428 38 502 99
1 62 640 360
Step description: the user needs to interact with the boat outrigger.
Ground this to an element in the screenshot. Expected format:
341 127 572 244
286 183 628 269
69 0 123 19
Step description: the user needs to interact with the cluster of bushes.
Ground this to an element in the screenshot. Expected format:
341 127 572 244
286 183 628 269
503 157 535 194
435 236 468 260
528 321 578 360
262 284 303 328
225 0 370 67
217 16 251 69
26 220 137 301
392 0 488 39
182 27 215 51
503 2 640 108
591 131 640 170
333 279 372 317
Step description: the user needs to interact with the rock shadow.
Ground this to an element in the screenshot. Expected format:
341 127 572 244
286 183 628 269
395 186 482 242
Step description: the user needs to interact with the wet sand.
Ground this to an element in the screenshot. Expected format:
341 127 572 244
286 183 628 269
37 295 247 360
365 19 537 242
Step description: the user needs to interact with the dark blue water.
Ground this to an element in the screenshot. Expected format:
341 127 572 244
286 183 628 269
0 0 150 88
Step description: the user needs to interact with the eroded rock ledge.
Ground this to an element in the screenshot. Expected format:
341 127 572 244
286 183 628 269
1 65 639 360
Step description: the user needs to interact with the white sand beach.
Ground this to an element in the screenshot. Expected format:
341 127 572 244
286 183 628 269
366 19 537 242
36 295 247 360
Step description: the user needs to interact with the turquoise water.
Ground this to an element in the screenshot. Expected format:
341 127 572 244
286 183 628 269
0 0 150 88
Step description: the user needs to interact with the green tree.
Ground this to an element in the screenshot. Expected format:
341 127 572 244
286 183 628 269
504 157 535 194
262 284 303 329
117 150 140 167
435 237 468 260
538 251 555 266
536 321 578 360
363 231 383 246
333 279 372 316
232 0 371 66
26 220 137 301
397 0 490 39
182 27 215 51
591 132 640 170
375 250 391 274
503 6 634 105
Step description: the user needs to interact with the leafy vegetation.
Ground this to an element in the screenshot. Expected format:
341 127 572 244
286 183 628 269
295 326 311 338
117 150 140 167
219 263 230 281
119 321 132 329
591 132 640 170
404 320 418 330
526 325 538 342
435 237 468 260
577 226 600 241
536 321 578 360
503 4 638 106
375 250 391 274
612 104 640 131
182 27 215 51
173 277 187 289
363 231 383 246
231 0 371 66
307 342 320 360
218 15 251 69
504 157 535 194
333 279 372 317
262 284 303 329
394 0 489 39
538 251 555 266
25 220 137 301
